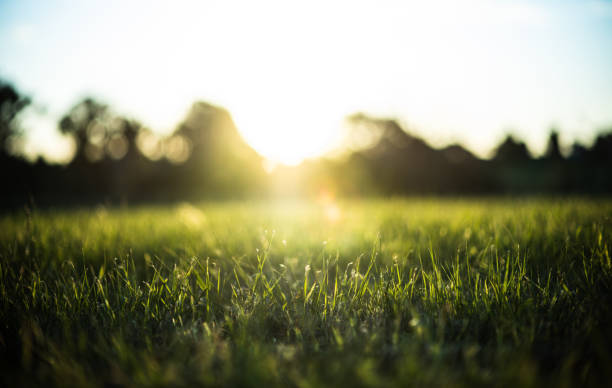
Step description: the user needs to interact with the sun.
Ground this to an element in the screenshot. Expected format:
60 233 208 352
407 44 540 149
230 98 346 167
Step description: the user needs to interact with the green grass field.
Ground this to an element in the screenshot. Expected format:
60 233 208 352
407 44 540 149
1 199 611 387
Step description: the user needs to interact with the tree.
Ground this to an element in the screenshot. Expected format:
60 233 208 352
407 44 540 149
59 98 110 163
492 135 531 164
544 130 562 160
171 101 265 195
0 80 30 157
116 118 142 161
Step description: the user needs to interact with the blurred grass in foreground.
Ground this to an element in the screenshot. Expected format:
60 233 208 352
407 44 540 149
1 198 611 387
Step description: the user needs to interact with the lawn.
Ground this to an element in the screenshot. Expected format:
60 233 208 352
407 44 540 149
1 198 611 387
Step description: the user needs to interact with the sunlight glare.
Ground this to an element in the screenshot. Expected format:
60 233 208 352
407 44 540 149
317 189 341 223
231 98 346 166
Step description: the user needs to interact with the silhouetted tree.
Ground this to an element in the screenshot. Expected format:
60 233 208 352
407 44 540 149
492 135 531 163
544 130 562 160
345 113 453 193
590 132 612 163
171 101 265 196
346 113 502 194
59 98 110 164
569 143 588 161
441 144 476 164
107 117 144 162
0 80 30 157
121 119 141 158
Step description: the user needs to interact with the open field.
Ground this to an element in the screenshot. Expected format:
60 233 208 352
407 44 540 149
1 198 611 387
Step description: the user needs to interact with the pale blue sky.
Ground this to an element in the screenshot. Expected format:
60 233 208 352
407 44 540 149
1 0 612 163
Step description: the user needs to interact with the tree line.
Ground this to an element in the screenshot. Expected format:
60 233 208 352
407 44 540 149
1 79 611 208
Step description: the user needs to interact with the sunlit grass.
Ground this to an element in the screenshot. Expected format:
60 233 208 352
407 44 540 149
1 199 611 387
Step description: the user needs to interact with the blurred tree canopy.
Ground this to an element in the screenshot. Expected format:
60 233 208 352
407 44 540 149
173 101 265 195
59 98 111 163
0 81 30 158
492 135 531 163
544 130 562 161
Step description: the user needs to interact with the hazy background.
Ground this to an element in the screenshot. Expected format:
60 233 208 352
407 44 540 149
2 0 612 165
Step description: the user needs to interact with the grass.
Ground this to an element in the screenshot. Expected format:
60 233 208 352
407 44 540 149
1 198 611 387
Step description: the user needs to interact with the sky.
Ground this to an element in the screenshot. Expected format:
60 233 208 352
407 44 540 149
1 0 612 164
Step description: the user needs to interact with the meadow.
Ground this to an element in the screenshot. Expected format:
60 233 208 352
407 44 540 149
1 198 611 387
